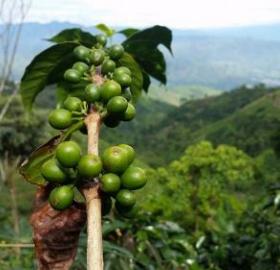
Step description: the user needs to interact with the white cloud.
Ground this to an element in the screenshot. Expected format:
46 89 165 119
14 0 280 29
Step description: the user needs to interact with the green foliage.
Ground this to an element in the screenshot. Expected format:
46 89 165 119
0 170 35 270
255 149 280 185
6 22 280 270
73 217 196 270
20 42 77 110
0 95 48 157
48 28 97 46
197 186 280 270
140 141 256 236
122 25 172 88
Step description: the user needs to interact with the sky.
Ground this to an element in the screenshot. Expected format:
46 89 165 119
4 0 280 29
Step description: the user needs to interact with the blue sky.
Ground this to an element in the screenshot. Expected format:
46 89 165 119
14 0 280 29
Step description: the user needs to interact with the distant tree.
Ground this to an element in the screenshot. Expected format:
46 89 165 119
200 184 280 270
141 141 256 238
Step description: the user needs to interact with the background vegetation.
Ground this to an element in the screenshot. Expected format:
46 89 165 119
1 81 280 269
1 15 280 270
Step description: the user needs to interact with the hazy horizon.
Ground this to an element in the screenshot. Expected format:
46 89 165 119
2 20 280 32
2 0 280 29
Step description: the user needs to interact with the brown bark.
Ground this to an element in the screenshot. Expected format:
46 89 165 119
30 186 86 270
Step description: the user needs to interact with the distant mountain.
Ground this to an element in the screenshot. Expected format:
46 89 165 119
197 23 280 41
3 22 280 90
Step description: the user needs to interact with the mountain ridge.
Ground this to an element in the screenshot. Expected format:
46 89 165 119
3 22 280 91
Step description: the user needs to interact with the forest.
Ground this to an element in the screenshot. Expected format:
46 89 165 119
1 81 280 269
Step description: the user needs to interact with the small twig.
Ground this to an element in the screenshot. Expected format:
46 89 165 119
0 84 18 122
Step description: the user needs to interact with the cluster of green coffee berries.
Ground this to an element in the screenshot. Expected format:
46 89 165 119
42 35 146 215
48 34 136 130
40 141 147 215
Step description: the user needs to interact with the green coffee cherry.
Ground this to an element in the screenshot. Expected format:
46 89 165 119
48 109 72 130
90 49 105 66
41 159 67 183
64 69 81 83
122 103 136 121
74 45 90 61
101 59 116 74
101 173 121 193
96 34 107 46
73 62 89 74
78 154 102 178
109 44 124 60
107 96 128 114
121 167 147 190
116 189 136 207
100 80 122 102
49 186 74 210
118 144 135 165
63 96 82 112
114 67 131 77
102 146 129 174
113 72 132 87
56 141 81 168
85 84 101 103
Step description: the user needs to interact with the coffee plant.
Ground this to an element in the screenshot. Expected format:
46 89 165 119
19 24 172 269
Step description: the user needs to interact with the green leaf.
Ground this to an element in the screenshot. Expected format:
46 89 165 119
19 136 60 186
129 45 166 84
122 25 172 86
96 23 115 37
142 71 151 92
19 120 84 186
47 52 77 85
119 28 139 38
123 25 172 53
118 53 143 100
48 28 97 47
20 42 77 110
56 83 69 107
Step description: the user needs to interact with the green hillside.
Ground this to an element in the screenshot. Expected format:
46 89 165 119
103 84 280 166
195 89 280 155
